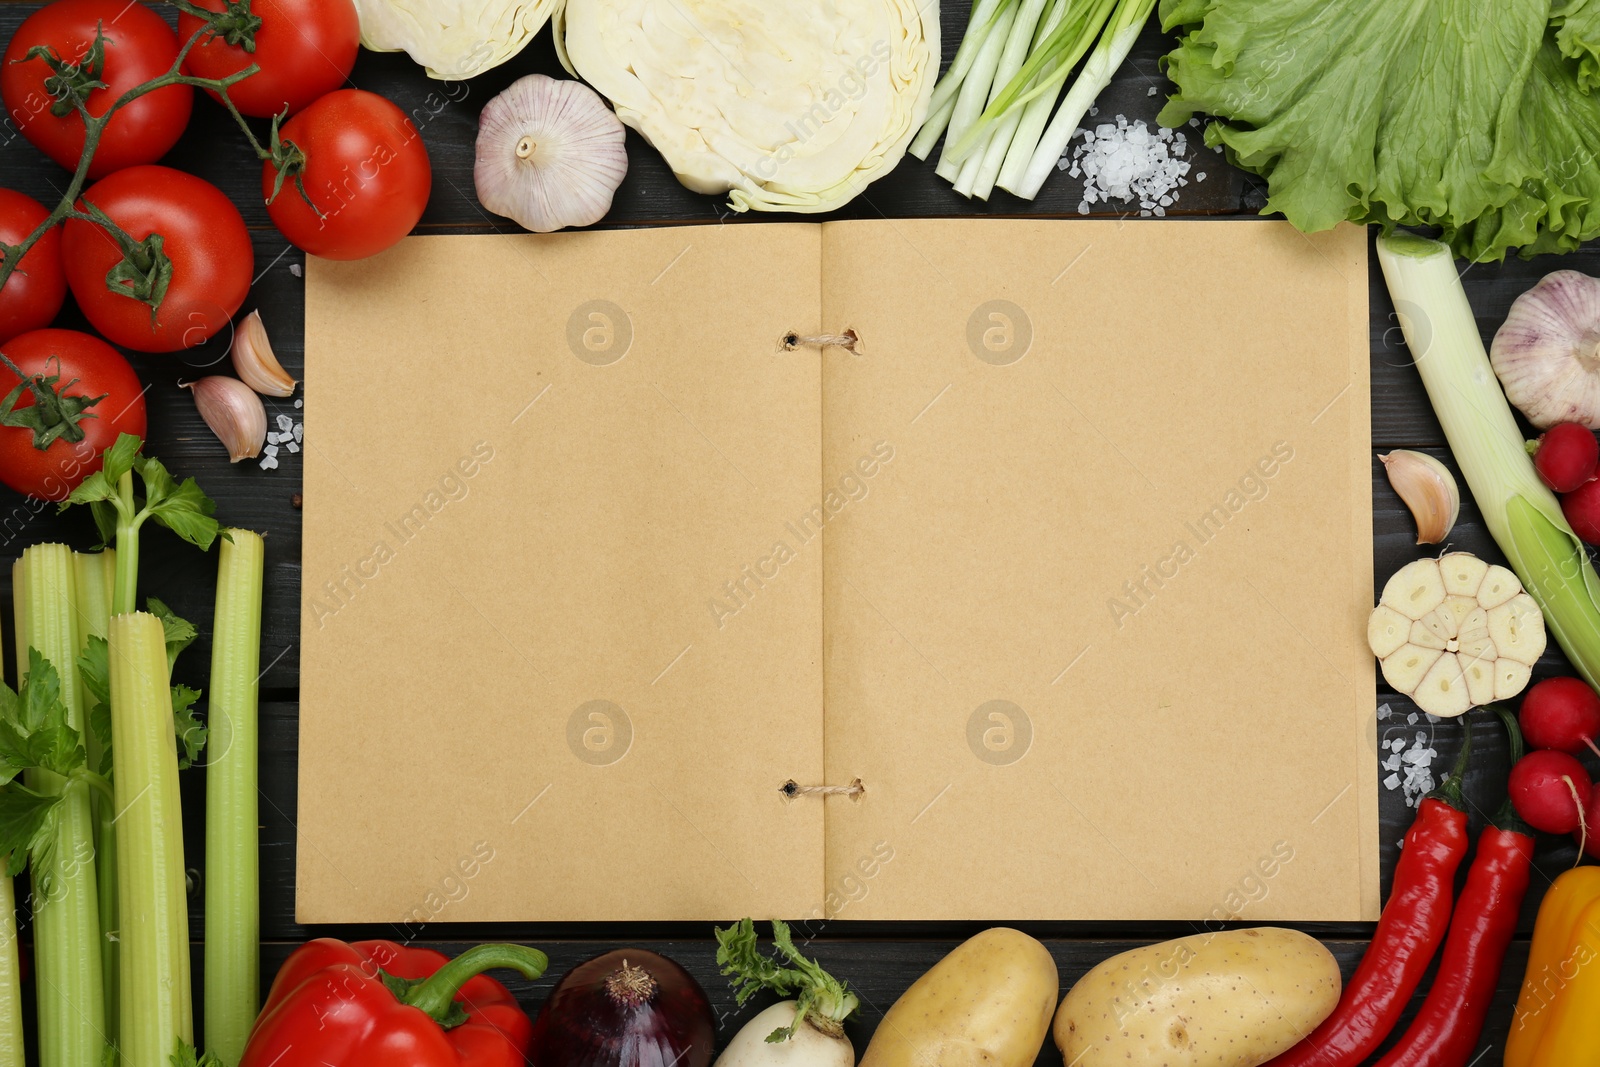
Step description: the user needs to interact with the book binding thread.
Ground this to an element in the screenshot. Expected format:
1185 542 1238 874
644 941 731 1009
781 329 862 355
781 778 865 799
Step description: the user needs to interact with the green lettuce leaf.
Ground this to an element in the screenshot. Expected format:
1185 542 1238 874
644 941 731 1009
1159 0 1547 236
1553 0 1600 92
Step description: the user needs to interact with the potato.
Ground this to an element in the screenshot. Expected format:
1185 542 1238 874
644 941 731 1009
860 927 1057 1067
1053 928 1340 1067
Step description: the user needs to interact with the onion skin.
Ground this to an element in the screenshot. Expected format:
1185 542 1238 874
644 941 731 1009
530 948 715 1067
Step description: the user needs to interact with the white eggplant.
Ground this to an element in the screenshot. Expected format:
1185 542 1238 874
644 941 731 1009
715 1002 855 1067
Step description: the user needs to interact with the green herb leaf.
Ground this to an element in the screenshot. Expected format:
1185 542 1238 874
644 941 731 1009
136 455 220 551
146 598 198 672
171 686 206 770
170 1038 225 1067
715 918 857 1042
0 788 61 874
78 637 114 774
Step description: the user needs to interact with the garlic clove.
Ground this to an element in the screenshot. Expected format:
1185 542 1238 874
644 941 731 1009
183 377 267 462
1381 450 1460 544
475 74 628 233
232 310 298 398
1491 269 1600 430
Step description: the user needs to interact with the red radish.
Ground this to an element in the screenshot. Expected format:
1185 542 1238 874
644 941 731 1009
1565 476 1600 545
1580 783 1600 859
1534 423 1600 493
1508 750 1592 835
1520 677 1600 758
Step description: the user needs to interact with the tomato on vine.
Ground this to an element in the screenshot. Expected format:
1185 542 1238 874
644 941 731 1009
0 188 67 345
264 89 433 261
63 165 253 353
0 328 147 500
0 0 193 178
179 0 361 119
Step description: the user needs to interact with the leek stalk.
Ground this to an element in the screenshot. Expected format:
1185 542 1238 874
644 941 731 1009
1377 232 1600 691
13 545 106 1067
204 531 265 1067
109 612 193 1067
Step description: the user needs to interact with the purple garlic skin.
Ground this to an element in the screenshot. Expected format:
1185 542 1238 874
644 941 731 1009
1491 269 1600 430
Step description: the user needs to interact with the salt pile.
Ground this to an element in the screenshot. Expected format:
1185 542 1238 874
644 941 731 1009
1060 116 1207 217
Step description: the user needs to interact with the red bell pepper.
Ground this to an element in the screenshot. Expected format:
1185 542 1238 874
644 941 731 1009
238 939 549 1067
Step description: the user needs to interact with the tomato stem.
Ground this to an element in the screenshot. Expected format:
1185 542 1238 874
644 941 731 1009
0 351 106 450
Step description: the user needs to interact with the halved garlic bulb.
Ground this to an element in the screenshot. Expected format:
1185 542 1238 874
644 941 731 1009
1368 554 1546 717
474 74 627 233
1491 270 1600 429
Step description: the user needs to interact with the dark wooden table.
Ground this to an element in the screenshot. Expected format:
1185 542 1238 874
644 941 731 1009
1 2 1592 1062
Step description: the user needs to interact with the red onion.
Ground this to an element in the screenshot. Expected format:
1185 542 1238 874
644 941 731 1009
529 948 715 1067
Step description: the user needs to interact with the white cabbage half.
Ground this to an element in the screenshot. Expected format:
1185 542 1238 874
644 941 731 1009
355 0 565 80
560 0 940 213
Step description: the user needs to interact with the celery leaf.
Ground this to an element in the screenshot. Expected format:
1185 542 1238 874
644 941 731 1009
147 598 198 671
0 789 61 875
171 686 206 770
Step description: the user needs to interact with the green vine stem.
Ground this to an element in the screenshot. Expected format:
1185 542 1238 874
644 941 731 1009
0 1 307 390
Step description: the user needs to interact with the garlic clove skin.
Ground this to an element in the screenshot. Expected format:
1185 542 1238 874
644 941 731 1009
475 74 628 234
183 377 267 462
1381 450 1460 545
1491 269 1600 430
231 310 298 398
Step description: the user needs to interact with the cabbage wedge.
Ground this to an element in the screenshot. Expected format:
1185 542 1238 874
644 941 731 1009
354 0 564 80
561 0 939 213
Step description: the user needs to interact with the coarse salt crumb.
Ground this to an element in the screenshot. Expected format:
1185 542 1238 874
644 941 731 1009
293 423 303 442
287 441 300 454
294 399 304 409
1062 117 1195 216
259 455 279 471
289 263 303 278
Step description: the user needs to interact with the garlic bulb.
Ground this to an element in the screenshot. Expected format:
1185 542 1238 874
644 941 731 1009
183 377 267 462
232 311 298 398
1380 450 1460 545
1368 554 1546 717
1491 270 1600 429
475 75 627 234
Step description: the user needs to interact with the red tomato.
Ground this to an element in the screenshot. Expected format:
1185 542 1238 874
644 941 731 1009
0 0 193 178
0 328 146 500
263 89 432 260
179 0 360 119
0 189 67 345
62 166 252 353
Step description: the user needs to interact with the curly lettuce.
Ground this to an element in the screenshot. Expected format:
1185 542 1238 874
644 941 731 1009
1158 0 1600 261
1553 0 1600 92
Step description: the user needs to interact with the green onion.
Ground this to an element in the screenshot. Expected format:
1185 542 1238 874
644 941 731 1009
204 530 264 1067
108 612 193 1067
910 0 1019 160
13 545 106 1067
1377 232 1600 691
72 549 119 1040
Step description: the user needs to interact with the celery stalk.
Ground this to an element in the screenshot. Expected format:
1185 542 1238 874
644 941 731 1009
0 612 22 1067
109 612 192 1067
1377 233 1600 691
73 549 119 1044
0 870 21 1067
14 545 107 1067
204 531 264 1067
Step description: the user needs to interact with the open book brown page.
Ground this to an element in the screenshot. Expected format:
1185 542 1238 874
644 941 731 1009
299 226 827 922
818 219 1378 921
298 219 1376 923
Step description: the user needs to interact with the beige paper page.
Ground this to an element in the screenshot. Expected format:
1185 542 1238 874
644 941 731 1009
818 219 1377 921
299 227 826 922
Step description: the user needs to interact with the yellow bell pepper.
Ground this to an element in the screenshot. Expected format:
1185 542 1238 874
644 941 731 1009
1506 866 1600 1067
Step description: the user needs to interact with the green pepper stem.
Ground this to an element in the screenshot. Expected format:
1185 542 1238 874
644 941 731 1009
1427 718 1473 811
401 945 549 1025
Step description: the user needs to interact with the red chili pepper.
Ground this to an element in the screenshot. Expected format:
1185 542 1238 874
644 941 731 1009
1371 708 1538 1067
238 938 548 1067
1264 727 1474 1067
